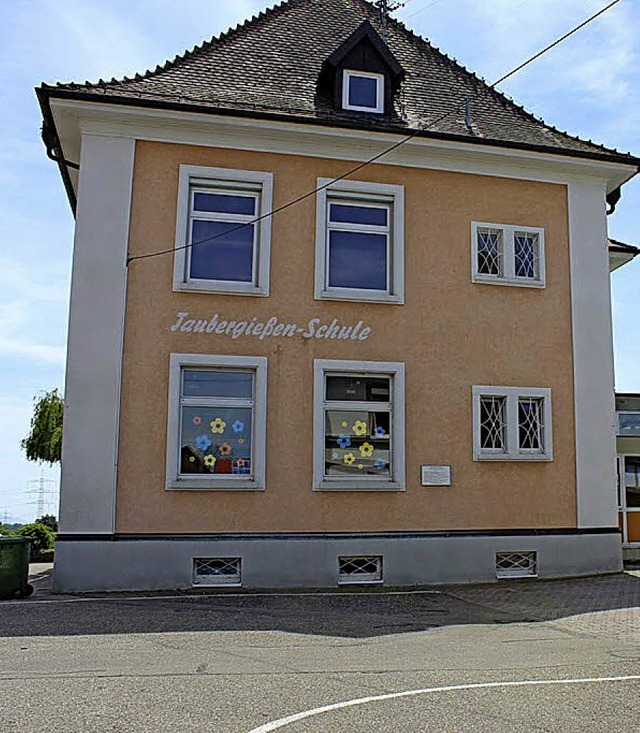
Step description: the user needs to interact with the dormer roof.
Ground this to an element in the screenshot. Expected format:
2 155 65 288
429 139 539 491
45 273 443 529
326 19 403 79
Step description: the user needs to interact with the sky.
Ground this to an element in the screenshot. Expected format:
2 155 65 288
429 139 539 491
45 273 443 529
0 0 638 523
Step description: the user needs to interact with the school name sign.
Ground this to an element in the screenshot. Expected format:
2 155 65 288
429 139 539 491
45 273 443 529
171 312 373 341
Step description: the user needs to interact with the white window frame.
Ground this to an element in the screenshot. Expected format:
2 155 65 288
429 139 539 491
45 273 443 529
315 179 404 304
471 222 546 288
313 359 405 491
173 165 274 296
472 386 553 461
166 354 268 490
342 70 385 114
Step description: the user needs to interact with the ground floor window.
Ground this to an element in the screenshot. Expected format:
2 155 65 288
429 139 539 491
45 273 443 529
166 354 267 490
313 359 405 490
472 386 553 461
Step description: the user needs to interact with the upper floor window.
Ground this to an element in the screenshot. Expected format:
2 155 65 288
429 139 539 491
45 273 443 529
618 412 640 437
471 222 545 288
173 165 273 296
472 386 553 461
315 179 404 304
342 70 384 113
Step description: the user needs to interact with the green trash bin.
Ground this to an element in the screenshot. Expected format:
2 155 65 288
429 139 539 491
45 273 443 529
0 537 34 599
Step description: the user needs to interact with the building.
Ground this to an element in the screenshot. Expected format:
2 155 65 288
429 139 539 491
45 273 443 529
38 0 640 591
616 394 640 551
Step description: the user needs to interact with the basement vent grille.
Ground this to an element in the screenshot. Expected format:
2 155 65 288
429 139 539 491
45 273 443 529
193 557 241 586
495 551 537 579
338 556 383 584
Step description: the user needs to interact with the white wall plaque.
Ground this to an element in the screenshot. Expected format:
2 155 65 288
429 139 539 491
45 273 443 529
421 465 451 486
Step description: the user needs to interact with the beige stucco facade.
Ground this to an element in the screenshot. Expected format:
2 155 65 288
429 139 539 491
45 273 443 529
115 140 576 534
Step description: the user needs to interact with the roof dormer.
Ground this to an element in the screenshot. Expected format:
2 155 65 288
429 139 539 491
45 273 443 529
321 20 404 117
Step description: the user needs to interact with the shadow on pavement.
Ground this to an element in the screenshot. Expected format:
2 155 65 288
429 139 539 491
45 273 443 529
0 569 638 640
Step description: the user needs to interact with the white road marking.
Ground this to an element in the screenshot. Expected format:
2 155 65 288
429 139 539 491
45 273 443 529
247 675 640 732
1 588 441 606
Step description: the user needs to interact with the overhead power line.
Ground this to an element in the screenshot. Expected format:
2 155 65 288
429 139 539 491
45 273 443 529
127 0 622 266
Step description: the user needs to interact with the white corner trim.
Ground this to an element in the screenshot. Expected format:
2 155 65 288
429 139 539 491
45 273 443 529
472 385 553 462
173 164 274 296
59 133 135 534
471 221 546 288
313 359 406 491
568 181 618 528
166 353 268 491
314 178 405 304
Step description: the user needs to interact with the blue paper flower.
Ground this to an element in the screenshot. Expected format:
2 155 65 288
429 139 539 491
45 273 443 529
374 458 387 470
374 426 386 438
332 451 339 459
232 420 244 433
337 434 351 449
195 434 212 451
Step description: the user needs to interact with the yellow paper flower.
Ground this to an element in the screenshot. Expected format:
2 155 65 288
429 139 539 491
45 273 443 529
352 420 367 436
359 442 374 458
341 421 348 427
204 454 216 467
210 418 226 434
188 456 196 463
358 464 364 470
343 452 355 466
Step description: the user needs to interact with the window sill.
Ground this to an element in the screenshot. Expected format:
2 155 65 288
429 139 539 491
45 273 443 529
173 281 269 297
472 275 545 289
314 480 405 491
315 289 404 305
166 478 265 490
474 453 553 462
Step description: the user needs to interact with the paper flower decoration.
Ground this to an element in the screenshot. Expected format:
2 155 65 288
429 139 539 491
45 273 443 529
192 416 202 426
210 418 226 434
352 420 367 436
238 438 245 445
219 442 232 456
358 464 364 470
374 459 387 470
341 421 348 428
188 456 196 463
374 426 386 438
343 452 355 466
332 451 339 459
359 442 374 458
232 420 244 433
337 434 351 449
204 454 216 467
235 458 246 468
195 434 212 451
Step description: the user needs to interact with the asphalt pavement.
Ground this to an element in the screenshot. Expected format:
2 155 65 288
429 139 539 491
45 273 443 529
0 567 639 732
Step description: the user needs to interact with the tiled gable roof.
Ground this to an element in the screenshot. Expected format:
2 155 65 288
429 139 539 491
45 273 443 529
38 0 639 165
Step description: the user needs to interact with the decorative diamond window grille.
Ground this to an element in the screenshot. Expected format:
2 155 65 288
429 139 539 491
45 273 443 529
476 228 503 277
514 232 540 280
496 551 537 578
479 396 507 452
338 556 383 584
193 557 241 586
518 397 544 452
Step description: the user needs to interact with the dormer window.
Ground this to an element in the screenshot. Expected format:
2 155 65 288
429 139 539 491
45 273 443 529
342 70 384 113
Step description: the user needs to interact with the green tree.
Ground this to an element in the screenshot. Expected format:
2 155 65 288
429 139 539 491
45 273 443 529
21 389 64 465
35 514 58 533
16 523 55 556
